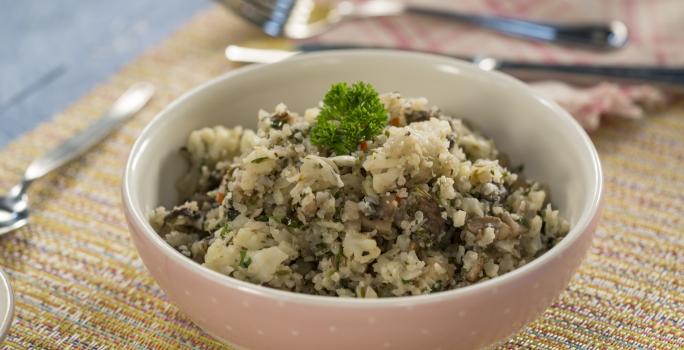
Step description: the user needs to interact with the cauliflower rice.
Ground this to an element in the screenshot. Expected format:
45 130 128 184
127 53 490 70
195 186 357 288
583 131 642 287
150 92 570 298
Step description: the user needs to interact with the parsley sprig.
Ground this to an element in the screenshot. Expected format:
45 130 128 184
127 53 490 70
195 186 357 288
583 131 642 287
310 82 387 155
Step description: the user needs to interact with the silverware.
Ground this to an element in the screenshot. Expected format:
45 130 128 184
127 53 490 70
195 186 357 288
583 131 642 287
218 0 629 50
0 82 155 236
225 44 684 90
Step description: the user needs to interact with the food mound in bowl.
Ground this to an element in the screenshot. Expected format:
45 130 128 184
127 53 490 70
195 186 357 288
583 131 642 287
150 82 569 298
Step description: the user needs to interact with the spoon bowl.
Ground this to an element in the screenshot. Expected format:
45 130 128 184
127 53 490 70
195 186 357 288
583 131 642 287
0 83 154 236
0 185 28 236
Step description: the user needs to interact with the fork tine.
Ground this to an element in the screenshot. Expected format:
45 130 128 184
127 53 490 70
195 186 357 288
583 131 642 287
224 0 296 36
245 0 293 22
224 0 274 24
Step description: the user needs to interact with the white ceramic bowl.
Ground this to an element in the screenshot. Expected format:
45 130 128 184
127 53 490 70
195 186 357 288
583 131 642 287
122 50 602 350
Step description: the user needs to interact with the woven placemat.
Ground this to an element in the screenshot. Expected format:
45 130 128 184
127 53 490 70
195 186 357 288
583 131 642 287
0 5 682 350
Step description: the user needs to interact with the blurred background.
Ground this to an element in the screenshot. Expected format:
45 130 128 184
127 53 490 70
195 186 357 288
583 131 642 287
0 0 212 147
2 0 681 147
0 1 682 349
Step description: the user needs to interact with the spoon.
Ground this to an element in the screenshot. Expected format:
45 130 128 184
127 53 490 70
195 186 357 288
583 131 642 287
0 82 155 235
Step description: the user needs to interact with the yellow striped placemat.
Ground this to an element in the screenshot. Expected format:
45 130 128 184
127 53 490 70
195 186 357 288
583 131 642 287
0 6 682 350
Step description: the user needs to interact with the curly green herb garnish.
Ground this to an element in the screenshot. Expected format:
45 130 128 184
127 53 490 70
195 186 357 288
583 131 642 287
310 82 387 155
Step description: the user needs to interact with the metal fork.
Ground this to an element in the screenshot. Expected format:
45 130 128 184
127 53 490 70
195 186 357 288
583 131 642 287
218 0 629 50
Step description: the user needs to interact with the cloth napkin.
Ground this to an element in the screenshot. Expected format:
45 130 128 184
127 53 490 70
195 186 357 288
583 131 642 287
531 82 668 130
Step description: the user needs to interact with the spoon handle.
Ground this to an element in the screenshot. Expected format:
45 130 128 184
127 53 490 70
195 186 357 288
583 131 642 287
22 83 155 183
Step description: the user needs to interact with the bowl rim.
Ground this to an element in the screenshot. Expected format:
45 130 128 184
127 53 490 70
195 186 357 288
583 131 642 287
0 268 14 342
122 49 603 308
